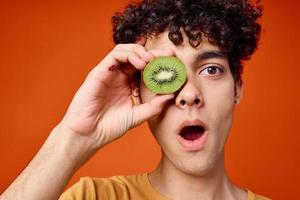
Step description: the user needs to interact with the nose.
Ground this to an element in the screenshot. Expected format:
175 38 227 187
175 79 203 109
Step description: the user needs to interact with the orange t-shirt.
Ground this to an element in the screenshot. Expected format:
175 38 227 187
59 173 270 200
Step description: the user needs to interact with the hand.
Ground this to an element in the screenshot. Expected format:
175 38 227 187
59 43 174 149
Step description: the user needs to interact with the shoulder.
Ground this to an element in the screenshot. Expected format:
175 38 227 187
247 189 272 200
59 177 97 200
59 173 151 200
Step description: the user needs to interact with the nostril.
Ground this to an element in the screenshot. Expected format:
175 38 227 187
180 100 186 105
195 99 200 104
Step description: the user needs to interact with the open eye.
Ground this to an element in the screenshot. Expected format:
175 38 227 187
200 65 224 76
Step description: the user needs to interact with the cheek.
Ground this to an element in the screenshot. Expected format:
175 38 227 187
140 81 165 139
147 105 176 145
140 80 160 137
147 100 172 128
147 115 166 146
204 80 235 133
140 79 156 103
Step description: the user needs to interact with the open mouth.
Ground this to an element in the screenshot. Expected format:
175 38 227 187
179 125 205 141
176 120 208 151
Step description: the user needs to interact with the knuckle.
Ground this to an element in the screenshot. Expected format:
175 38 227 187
123 44 136 51
128 52 138 60
114 44 125 50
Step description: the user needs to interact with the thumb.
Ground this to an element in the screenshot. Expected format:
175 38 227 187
132 94 174 126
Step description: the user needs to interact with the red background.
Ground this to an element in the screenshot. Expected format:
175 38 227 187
1 1 299 199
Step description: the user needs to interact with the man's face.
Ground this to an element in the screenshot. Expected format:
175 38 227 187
139 30 242 176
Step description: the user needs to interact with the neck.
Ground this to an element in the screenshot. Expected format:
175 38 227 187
148 151 244 200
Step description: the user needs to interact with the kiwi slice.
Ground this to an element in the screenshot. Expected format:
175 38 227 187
143 56 187 94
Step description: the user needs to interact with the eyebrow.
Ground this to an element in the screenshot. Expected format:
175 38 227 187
198 51 227 60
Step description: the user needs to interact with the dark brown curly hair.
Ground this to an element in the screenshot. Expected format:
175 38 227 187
112 0 262 83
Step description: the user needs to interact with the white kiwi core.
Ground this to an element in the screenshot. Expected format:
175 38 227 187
154 71 174 82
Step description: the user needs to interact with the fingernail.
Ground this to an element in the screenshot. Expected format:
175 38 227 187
163 49 174 54
144 52 153 61
162 93 175 100
167 93 175 98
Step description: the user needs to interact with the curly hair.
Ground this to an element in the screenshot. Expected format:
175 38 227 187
112 0 262 83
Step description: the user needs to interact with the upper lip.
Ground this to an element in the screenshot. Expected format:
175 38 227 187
177 119 208 135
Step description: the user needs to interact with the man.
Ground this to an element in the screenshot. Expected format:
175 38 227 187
1 0 270 199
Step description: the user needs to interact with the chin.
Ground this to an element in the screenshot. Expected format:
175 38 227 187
179 158 217 177
166 148 224 178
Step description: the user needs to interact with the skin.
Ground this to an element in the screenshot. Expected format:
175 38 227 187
136 30 246 200
0 29 244 200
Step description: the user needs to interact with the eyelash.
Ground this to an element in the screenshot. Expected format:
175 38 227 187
200 65 224 76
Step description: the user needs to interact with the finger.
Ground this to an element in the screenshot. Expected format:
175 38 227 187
110 50 147 70
132 94 175 126
147 49 175 58
115 48 176 74
114 44 153 63
112 48 176 77
86 50 145 87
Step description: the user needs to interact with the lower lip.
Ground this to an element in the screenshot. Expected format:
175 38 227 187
176 131 208 151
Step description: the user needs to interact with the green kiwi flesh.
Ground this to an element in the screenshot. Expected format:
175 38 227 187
143 56 187 94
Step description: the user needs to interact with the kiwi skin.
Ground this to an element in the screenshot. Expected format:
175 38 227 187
143 56 187 94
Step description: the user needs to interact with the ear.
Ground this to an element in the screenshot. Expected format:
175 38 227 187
131 89 141 106
131 71 142 106
234 79 243 104
136 36 147 46
131 36 146 106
